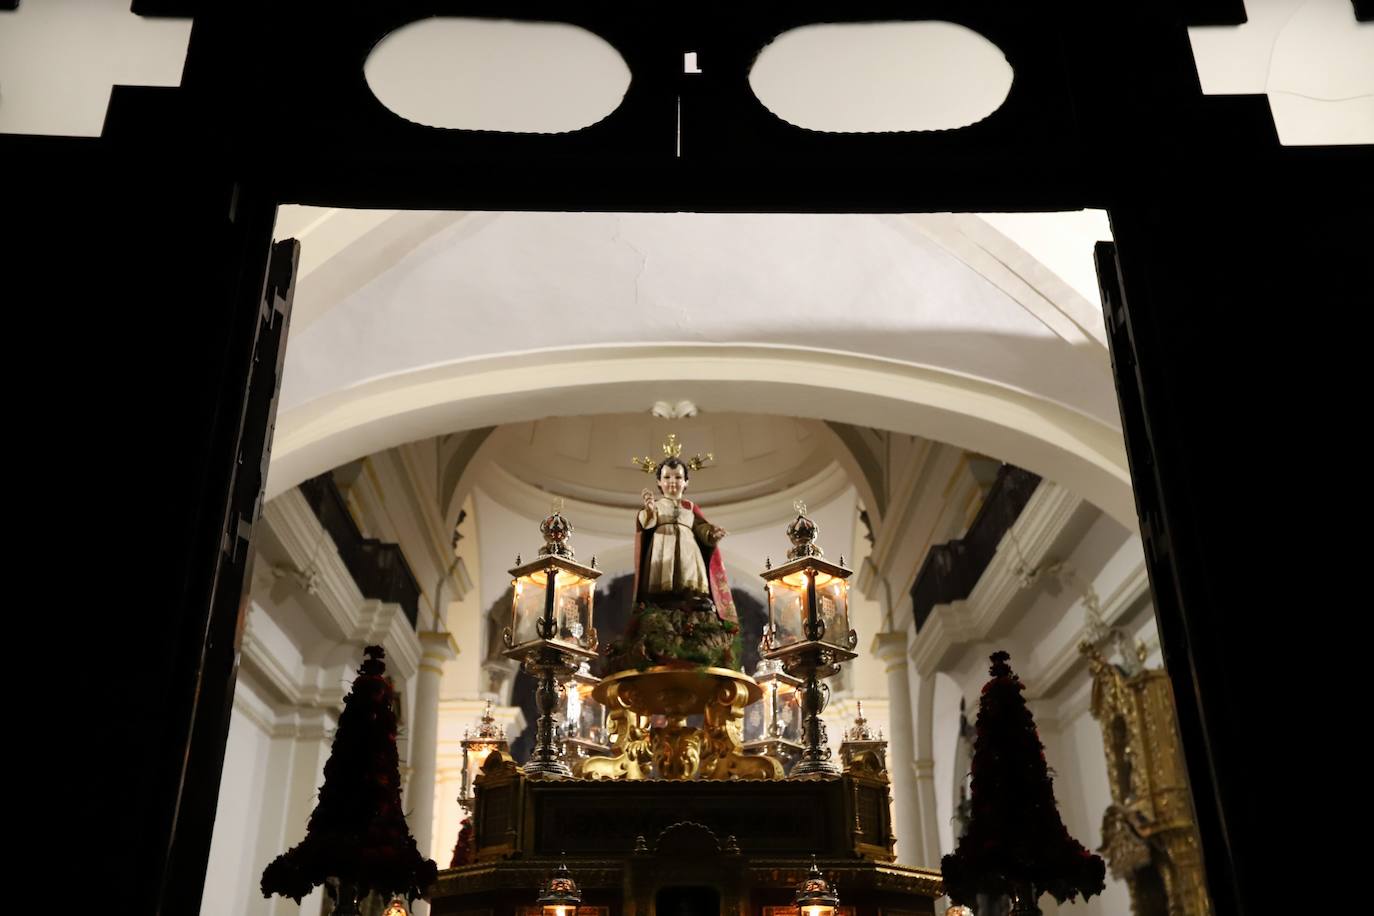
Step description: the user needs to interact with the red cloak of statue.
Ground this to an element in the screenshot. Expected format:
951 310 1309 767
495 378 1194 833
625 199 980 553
632 498 737 624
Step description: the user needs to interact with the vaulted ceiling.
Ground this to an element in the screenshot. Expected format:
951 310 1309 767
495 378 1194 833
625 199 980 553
266 206 1139 527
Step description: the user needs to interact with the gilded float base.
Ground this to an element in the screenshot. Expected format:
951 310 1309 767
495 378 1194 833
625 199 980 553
581 666 783 780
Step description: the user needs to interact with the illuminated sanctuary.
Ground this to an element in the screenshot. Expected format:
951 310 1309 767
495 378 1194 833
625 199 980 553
183 153 1242 916
427 462 942 916
212 355 1189 916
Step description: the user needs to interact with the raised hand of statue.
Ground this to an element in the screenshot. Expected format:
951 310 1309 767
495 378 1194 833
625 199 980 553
641 488 656 510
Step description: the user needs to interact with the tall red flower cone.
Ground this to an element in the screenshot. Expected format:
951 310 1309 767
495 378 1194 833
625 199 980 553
941 651 1105 911
261 645 438 906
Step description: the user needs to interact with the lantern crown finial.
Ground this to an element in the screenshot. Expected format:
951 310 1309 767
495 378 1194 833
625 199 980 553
795 856 840 914
538 503 575 559
786 501 823 559
465 699 505 741
538 856 582 912
845 701 877 741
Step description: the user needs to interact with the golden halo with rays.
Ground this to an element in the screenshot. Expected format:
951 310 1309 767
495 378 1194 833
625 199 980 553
632 433 713 474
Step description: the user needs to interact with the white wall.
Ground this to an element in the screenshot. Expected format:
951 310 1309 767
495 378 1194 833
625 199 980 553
202 698 275 916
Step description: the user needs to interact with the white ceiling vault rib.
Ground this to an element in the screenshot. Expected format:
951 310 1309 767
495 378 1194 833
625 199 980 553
269 208 1134 524
279 208 491 330
277 210 1122 428
896 213 1110 351
266 342 1136 529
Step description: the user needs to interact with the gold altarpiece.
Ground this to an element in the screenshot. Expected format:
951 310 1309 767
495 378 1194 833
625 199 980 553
1082 644 1213 916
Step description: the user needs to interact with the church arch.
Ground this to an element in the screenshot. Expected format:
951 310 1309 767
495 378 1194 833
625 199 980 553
267 343 1135 527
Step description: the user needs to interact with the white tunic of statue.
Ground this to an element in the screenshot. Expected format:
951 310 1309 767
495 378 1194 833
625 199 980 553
637 496 711 596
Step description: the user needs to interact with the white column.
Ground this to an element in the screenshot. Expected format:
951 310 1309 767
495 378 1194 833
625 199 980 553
908 651 945 865
249 707 336 916
410 630 459 896
276 710 336 916
872 631 924 866
912 756 941 863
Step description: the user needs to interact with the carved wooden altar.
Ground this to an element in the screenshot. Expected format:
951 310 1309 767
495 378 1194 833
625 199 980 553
432 732 939 916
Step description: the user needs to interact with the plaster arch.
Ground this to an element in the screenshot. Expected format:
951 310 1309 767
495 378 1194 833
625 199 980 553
814 421 888 529
267 342 1136 528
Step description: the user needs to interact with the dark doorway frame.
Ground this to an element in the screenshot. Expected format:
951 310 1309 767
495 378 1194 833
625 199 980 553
9 4 1367 916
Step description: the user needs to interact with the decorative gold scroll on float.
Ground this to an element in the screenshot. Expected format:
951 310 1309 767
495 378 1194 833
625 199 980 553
579 666 784 781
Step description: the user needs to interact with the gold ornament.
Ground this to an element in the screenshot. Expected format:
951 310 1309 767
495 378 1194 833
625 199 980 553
632 433 713 474
1081 641 1213 916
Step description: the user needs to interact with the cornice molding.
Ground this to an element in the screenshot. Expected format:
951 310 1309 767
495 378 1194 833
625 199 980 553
866 439 940 576
1024 559 1151 700
241 618 347 710
231 677 279 736
259 489 423 679
419 628 461 664
871 631 912 671
233 659 342 739
263 489 368 638
908 481 1083 676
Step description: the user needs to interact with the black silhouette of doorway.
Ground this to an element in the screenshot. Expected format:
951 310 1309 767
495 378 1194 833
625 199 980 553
655 885 720 916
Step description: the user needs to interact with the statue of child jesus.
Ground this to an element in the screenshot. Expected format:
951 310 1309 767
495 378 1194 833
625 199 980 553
608 456 740 671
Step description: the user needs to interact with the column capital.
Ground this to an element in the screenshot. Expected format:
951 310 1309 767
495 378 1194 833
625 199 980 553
419 629 459 662
871 631 910 672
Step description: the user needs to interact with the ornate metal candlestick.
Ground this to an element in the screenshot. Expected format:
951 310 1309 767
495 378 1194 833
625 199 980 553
502 503 600 777
760 502 858 776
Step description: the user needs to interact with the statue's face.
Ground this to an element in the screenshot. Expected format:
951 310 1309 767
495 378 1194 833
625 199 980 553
657 464 687 499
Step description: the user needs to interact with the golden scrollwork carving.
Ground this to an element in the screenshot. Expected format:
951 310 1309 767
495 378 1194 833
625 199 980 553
1081 641 1213 916
654 721 705 778
700 677 785 780
584 666 783 780
579 689 652 780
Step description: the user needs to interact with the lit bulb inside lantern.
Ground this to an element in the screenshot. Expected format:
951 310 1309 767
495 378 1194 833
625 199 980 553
382 898 409 916
780 571 834 588
528 570 585 587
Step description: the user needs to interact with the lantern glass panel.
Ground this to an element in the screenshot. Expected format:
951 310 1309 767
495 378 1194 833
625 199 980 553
743 696 766 742
510 574 549 646
817 577 850 646
776 681 802 740
553 575 594 645
562 679 605 743
463 741 500 798
767 579 807 649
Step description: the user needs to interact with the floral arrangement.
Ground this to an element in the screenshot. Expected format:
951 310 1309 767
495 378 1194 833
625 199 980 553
261 645 438 904
941 651 1106 909
605 600 742 672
